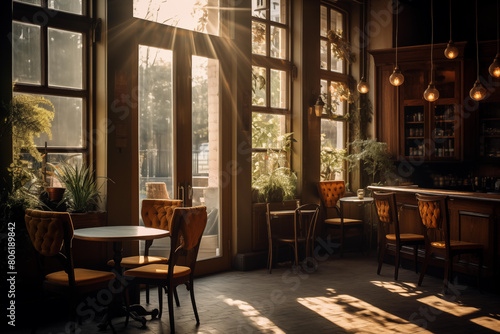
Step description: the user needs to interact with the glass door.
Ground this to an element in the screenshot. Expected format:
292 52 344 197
137 46 224 267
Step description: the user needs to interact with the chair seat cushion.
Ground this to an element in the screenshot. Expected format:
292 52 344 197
124 264 191 279
46 268 115 286
107 255 168 268
386 233 424 241
324 218 363 225
431 240 484 250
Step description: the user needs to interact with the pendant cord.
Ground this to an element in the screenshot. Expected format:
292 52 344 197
475 0 480 80
497 0 499 55
449 0 452 41
395 0 399 67
430 0 434 83
362 0 365 78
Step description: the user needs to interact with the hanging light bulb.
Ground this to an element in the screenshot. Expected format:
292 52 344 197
390 0 404 86
357 0 369 93
444 0 458 59
489 0 500 78
470 0 487 101
424 0 439 102
357 77 370 94
423 83 439 102
389 65 404 86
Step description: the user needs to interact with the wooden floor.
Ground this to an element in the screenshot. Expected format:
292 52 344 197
9 253 500 334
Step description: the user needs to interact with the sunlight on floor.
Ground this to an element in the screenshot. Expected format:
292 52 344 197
371 280 423 297
222 297 286 334
469 316 500 332
417 295 479 317
297 294 432 333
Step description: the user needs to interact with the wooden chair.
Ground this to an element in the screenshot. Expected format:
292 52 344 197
415 194 483 293
25 209 116 332
317 181 364 256
107 199 183 304
124 206 207 333
373 192 424 280
274 203 321 270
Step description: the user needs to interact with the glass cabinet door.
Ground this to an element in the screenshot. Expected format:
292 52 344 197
431 103 458 159
403 105 425 158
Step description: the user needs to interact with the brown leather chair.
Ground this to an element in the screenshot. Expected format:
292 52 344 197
124 206 207 333
25 209 116 332
317 180 364 256
108 199 182 303
416 194 483 293
373 191 424 280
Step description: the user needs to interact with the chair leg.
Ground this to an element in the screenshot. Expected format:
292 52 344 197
477 251 483 291
377 242 386 276
174 286 180 307
168 285 175 333
394 245 401 281
444 256 453 294
414 245 419 273
158 285 163 319
146 284 150 304
188 280 200 325
268 241 273 274
124 288 130 327
418 249 431 286
340 226 344 258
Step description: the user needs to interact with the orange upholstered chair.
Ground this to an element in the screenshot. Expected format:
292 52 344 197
108 199 182 303
373 192 424 280
124 206 207 333
25 209 116 331
416 194 483 293
317 181 364 256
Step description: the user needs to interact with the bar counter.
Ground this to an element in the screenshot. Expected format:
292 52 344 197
368 185 499 284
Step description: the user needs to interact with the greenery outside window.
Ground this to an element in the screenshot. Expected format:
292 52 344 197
320 3 348 181
251 0 291 184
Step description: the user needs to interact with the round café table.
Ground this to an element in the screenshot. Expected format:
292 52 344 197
339 196 374 253
74 225 170 328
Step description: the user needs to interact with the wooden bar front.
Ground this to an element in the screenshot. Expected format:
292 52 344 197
368 186 499 284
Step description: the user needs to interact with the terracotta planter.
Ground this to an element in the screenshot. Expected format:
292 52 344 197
45 187 65 201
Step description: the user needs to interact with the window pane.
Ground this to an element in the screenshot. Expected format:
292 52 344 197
320 6 327 37
270 26 285 59
133 0 220 36
252 21 266 55
330 9 343 32
14 0 41 5
34 95 83 147
138 45 174 199
252 66 266 106
48 0 83 15
192 55 221 260
19 152 84 186
48 28 83 89
252 0 266 19
252 150 287 179
330 82 346 116
270 0 286 24
270 69 286 109
320 40 328 70
320 119 345 180
331 44 344 73
252 113 286 149
12 22 41 85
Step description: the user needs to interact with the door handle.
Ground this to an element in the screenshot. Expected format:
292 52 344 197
178 184 185 203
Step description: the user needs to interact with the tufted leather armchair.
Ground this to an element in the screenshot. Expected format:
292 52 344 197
416 194 483 293
373 192 424 280
317 181 364 256
25 209 116 331
124 206 207 332
107 199 182 303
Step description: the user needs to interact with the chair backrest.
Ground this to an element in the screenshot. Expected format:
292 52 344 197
168 206 207 273
294 203 320 241
25 209 76 285
141 199 183 230
415 194 449 248
317 181 345 209
373 191 400 240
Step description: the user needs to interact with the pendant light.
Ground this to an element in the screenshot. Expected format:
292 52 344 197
489 0 500 78
424 0 439 102
357 0 369 94
470 0 487 101
444 0 458 59
389 0 404 86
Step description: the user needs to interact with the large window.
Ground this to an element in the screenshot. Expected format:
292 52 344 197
12 0 92 171
251 0 291 179
320 3 348 181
